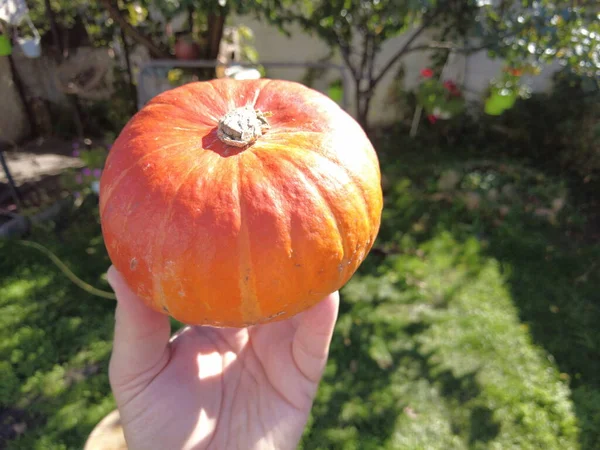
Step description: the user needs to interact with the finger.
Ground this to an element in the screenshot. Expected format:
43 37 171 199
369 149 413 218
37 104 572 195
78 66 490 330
292 291 340 382
107 266 171 390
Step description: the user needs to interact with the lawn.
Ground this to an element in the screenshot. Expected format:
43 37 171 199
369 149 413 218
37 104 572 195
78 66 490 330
1 133 599 449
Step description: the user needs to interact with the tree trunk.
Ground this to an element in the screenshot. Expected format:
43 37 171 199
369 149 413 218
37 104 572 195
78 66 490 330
358 98 372 132
120 28 138 111
100 0 171 59
205 13 225 60
355 81 372 131
7 53 37 136
187 5 194 33
44 0 64 59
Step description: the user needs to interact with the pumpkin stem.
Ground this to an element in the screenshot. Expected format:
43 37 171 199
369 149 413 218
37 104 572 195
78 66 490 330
217 106 270 147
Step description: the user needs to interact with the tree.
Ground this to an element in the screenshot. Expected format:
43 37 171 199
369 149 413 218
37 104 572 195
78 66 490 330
99 0 171 58
140 0 273 60
27 0 262 62
252 0 600 129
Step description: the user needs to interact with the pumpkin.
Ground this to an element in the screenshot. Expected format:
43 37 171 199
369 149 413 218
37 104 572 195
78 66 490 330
99 78 383 327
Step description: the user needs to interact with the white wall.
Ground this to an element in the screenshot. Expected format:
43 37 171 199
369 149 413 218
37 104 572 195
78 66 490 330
0 16 563 140
0 55 29 142
230 15 561 125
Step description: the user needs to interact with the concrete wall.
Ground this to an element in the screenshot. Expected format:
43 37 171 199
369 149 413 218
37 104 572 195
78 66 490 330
0 46 114 142
0 16 563 138
230 15 561 125
0 55 29 142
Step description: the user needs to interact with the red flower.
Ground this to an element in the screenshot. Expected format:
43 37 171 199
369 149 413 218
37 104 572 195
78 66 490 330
443 80 461 97
505 66 524 77
443 80 456 91
420 68 434 78
427 114 438 124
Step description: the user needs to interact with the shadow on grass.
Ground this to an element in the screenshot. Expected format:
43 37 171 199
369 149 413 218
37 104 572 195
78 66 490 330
0 208 116 448
483 227 600 450
303 314 500 449
375 139 600 449
302 250 501 449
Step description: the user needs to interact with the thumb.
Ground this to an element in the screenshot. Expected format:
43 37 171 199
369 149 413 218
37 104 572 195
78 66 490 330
292 291 340 383
107 266 171 393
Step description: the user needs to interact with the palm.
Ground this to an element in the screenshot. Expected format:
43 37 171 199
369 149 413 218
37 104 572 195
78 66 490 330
107 267 338 450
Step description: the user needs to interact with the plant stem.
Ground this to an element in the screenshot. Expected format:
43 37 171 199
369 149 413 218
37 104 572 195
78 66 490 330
17 240 116 300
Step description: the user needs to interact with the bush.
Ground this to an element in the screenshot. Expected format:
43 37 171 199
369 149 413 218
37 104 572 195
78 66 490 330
390 68 600 189
482 70 600 180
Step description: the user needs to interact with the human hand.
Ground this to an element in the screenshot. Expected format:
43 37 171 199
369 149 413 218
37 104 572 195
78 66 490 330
107 266 339 450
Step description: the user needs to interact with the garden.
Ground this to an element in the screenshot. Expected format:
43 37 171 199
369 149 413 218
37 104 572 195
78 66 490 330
1 1 599 449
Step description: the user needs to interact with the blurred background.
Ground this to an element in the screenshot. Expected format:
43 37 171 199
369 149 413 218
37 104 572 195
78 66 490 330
0 1 598 449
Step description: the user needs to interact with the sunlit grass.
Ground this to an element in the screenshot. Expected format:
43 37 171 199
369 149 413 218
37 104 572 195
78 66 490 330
1 138 598 449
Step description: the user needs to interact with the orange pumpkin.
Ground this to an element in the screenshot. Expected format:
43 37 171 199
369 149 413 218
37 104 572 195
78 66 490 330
99 78 383 327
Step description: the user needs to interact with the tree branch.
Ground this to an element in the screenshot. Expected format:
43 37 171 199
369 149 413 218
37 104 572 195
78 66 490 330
372 12 441 86
402 25 528 57
335 34 358 79
100 0 171 59
367 35 377 85
402 41 488 54
358 33 370 80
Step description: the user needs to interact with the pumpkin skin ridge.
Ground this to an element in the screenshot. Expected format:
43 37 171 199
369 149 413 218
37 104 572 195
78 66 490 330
320 133 382 236
252 79 342 131
100 78 383 327
153 154 211 315
253 148 347 279
100 135 211 310
258 131 379 236
151 153 244 326
99 141 192 217
250 78 276 110
236 153 263 324
240 143 371 320
236 150 301 322
297 150 375 285
266 128 322 134
141 102 219 128
230 84 382 322
249 147 351 284
203 79 225 111
206 78 273 121
264 146 373 281
147 81 224 125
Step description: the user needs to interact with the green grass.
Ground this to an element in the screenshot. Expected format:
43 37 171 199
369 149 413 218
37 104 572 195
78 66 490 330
0 205 116 449
1 137 599 449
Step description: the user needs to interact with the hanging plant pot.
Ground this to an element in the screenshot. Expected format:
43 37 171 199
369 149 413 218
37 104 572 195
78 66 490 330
0 35 12 56
18 35 41 58
484 90 517 116
16 16 41 58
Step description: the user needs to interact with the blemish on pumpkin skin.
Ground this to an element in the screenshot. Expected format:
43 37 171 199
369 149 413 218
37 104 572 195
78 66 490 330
130 258 138 270
265 311 285 320
162 305 169 313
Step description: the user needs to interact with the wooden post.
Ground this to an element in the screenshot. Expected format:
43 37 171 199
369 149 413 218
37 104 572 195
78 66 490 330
0 148 24 208
44 0 64 59
119 27 138 112
42 0 85 138
7 52 37 136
